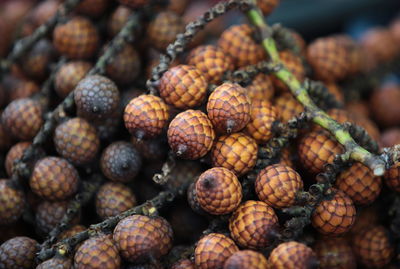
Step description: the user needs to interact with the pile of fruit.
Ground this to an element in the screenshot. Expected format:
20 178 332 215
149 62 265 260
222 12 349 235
1 0 400 268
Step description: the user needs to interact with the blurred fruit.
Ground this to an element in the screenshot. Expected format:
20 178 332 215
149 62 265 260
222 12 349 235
8 79 40 101
274 93 304 122
325 82 344 103
380 128 400 147
20 39 55 81
59 224 86 241
54 61 92 98
0 236 38 269
361 27 398 63
5 142 31 177
0 180 25 225
118 0 148 9
246 73 275 102
108 5 132 38
76 0 109 18
269 241 318 269
370 83 400 128
313 237 356 269
223 250 268 269
258 0 280 16
384 162 400 192
36 257 72 269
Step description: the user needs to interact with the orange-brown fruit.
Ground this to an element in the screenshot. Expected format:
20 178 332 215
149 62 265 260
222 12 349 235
54 61 92 98
0 236 38 269
229 200 278 249
361 27 398 63
7 79 39 101
118 0 148 9
370 83 400 128
211 133 258 176
171 259 195 269
76 0 109 17
246 73 275 102
384 162 400 192
159 65 207 109
218 24 266 67
96 182 136 220
36 257 72 269
187 45 235 84
255 164 303 209
74 234 121 269
353 226 394 268
5 142 30 176
352 113 380 142
53 16 99 59
274 93 304 122
346 101 370 118
380 128 400 147
0 180 25 225
223 250 268 269
54 117 100 165
271 50 305 93
113 215 173 263
297 130 344 174
147 11 184 51
325 82 344 103
124 95 169 140
313 237 356 269
269 241 318 269
335 162 382 205
59 225 87 241
195 167 242 215
108 5 132 38
20 39 55 81
257 0 280 15
312 189 356 235
1 98 43 141
390 18 400 43
207 83 251 134
194 233 239 269
307 37 350 82
167 110 215 160
244 100 279 143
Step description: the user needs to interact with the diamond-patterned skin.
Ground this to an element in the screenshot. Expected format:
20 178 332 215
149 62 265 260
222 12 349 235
159 65 207 109
100 141 142 183
59 224 86 241
255 164 303 209
207 83 251 134
311 189 356 235
244 100 279 144
187 181 208 216
361 28 398 64
76 0 109 18
187 45 235 84
307 37 350 82
171 259 195 269
274 93 304 122
246 73 275 102
20 39 54 81
268 241 318 269
108 5 131 38
9 79 40 101
271 50 305 93
353 226 394 268
151 217 173 256
106 43 140 85
1 98 43 140
96 182 136 220
55 61 92 98
30 157 79 201
297 130 344 175
218 24 266 67
313 237 356 269
0 237 38 269
334 35 362 76
195 167 242 215
0 180 25 225
223 250 268 269
118 0 148 9
54 117 100 165
385 162 400 192
168 110 215 160
257 0 280 16
229 200 278 249
211 132 258 176
5 141 31 176
335 162 382 205
147 11 184 51
36 257 72 269
194 233 239 269
124 95 170 140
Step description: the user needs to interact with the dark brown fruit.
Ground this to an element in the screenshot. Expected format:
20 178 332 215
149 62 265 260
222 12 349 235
361 27 398 63
74 234 121 269
54 61 92 98
131 137 167 161
0 236 38 269
54 117 100 165
0 120 13 151
0 180 25 225
207 83 251 134
187 181 208 216
124 95 169 140
380 128 400 147
53 16 99 59
167 110 215 160
312 189 356 235
313 237 356 269
76 0 109 17
59 224 87 241
118 0 148 9
30 0 59 27
229 200 278 249
108 5 132 38
30 157 79 201
1 98 43 140
271 50 305 93
255 164 303 209
106 43 141 85
20 39 55 80
96 182 136 219
223 250 268 269
269 241 318 269
36 257 72 269
258 0 280 15
274 93 304 122
246 73 275 102
171 259 195 269
211 132 258 176
370 83 400 128
194 233 239 269
8 79 40 101
195 167 242 215
353 226 394 268
147 11 184 51
100 141 142 182
5 142 31 176
384 162 400 192
218 24 266 67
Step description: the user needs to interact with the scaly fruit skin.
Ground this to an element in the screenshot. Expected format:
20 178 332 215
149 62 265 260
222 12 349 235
0 180 25 225
246 73 275 102
257 0 280 16
211 133 258 176
159 65 207 109
8 79 40 101
187 45 235 84
207 82 251 134
255 164 303 209
0 236 38 269
74 234 121 269
385 162 400 192
59 225 87 241
168 110 215 160
108 5 132 38
195 167 242 215
312 189 356 236
171 259 195 269
194 233 239 269
106 44 140 85
313 237 356 269
30 157 79 201
20 39 55 81
223 250 268 269
268 241 318 269
55 61 92 98
124 95 170 140
274 93 304 122
229 200 278 249
5 141 31 176
353 226 394 268
36 257 72 269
